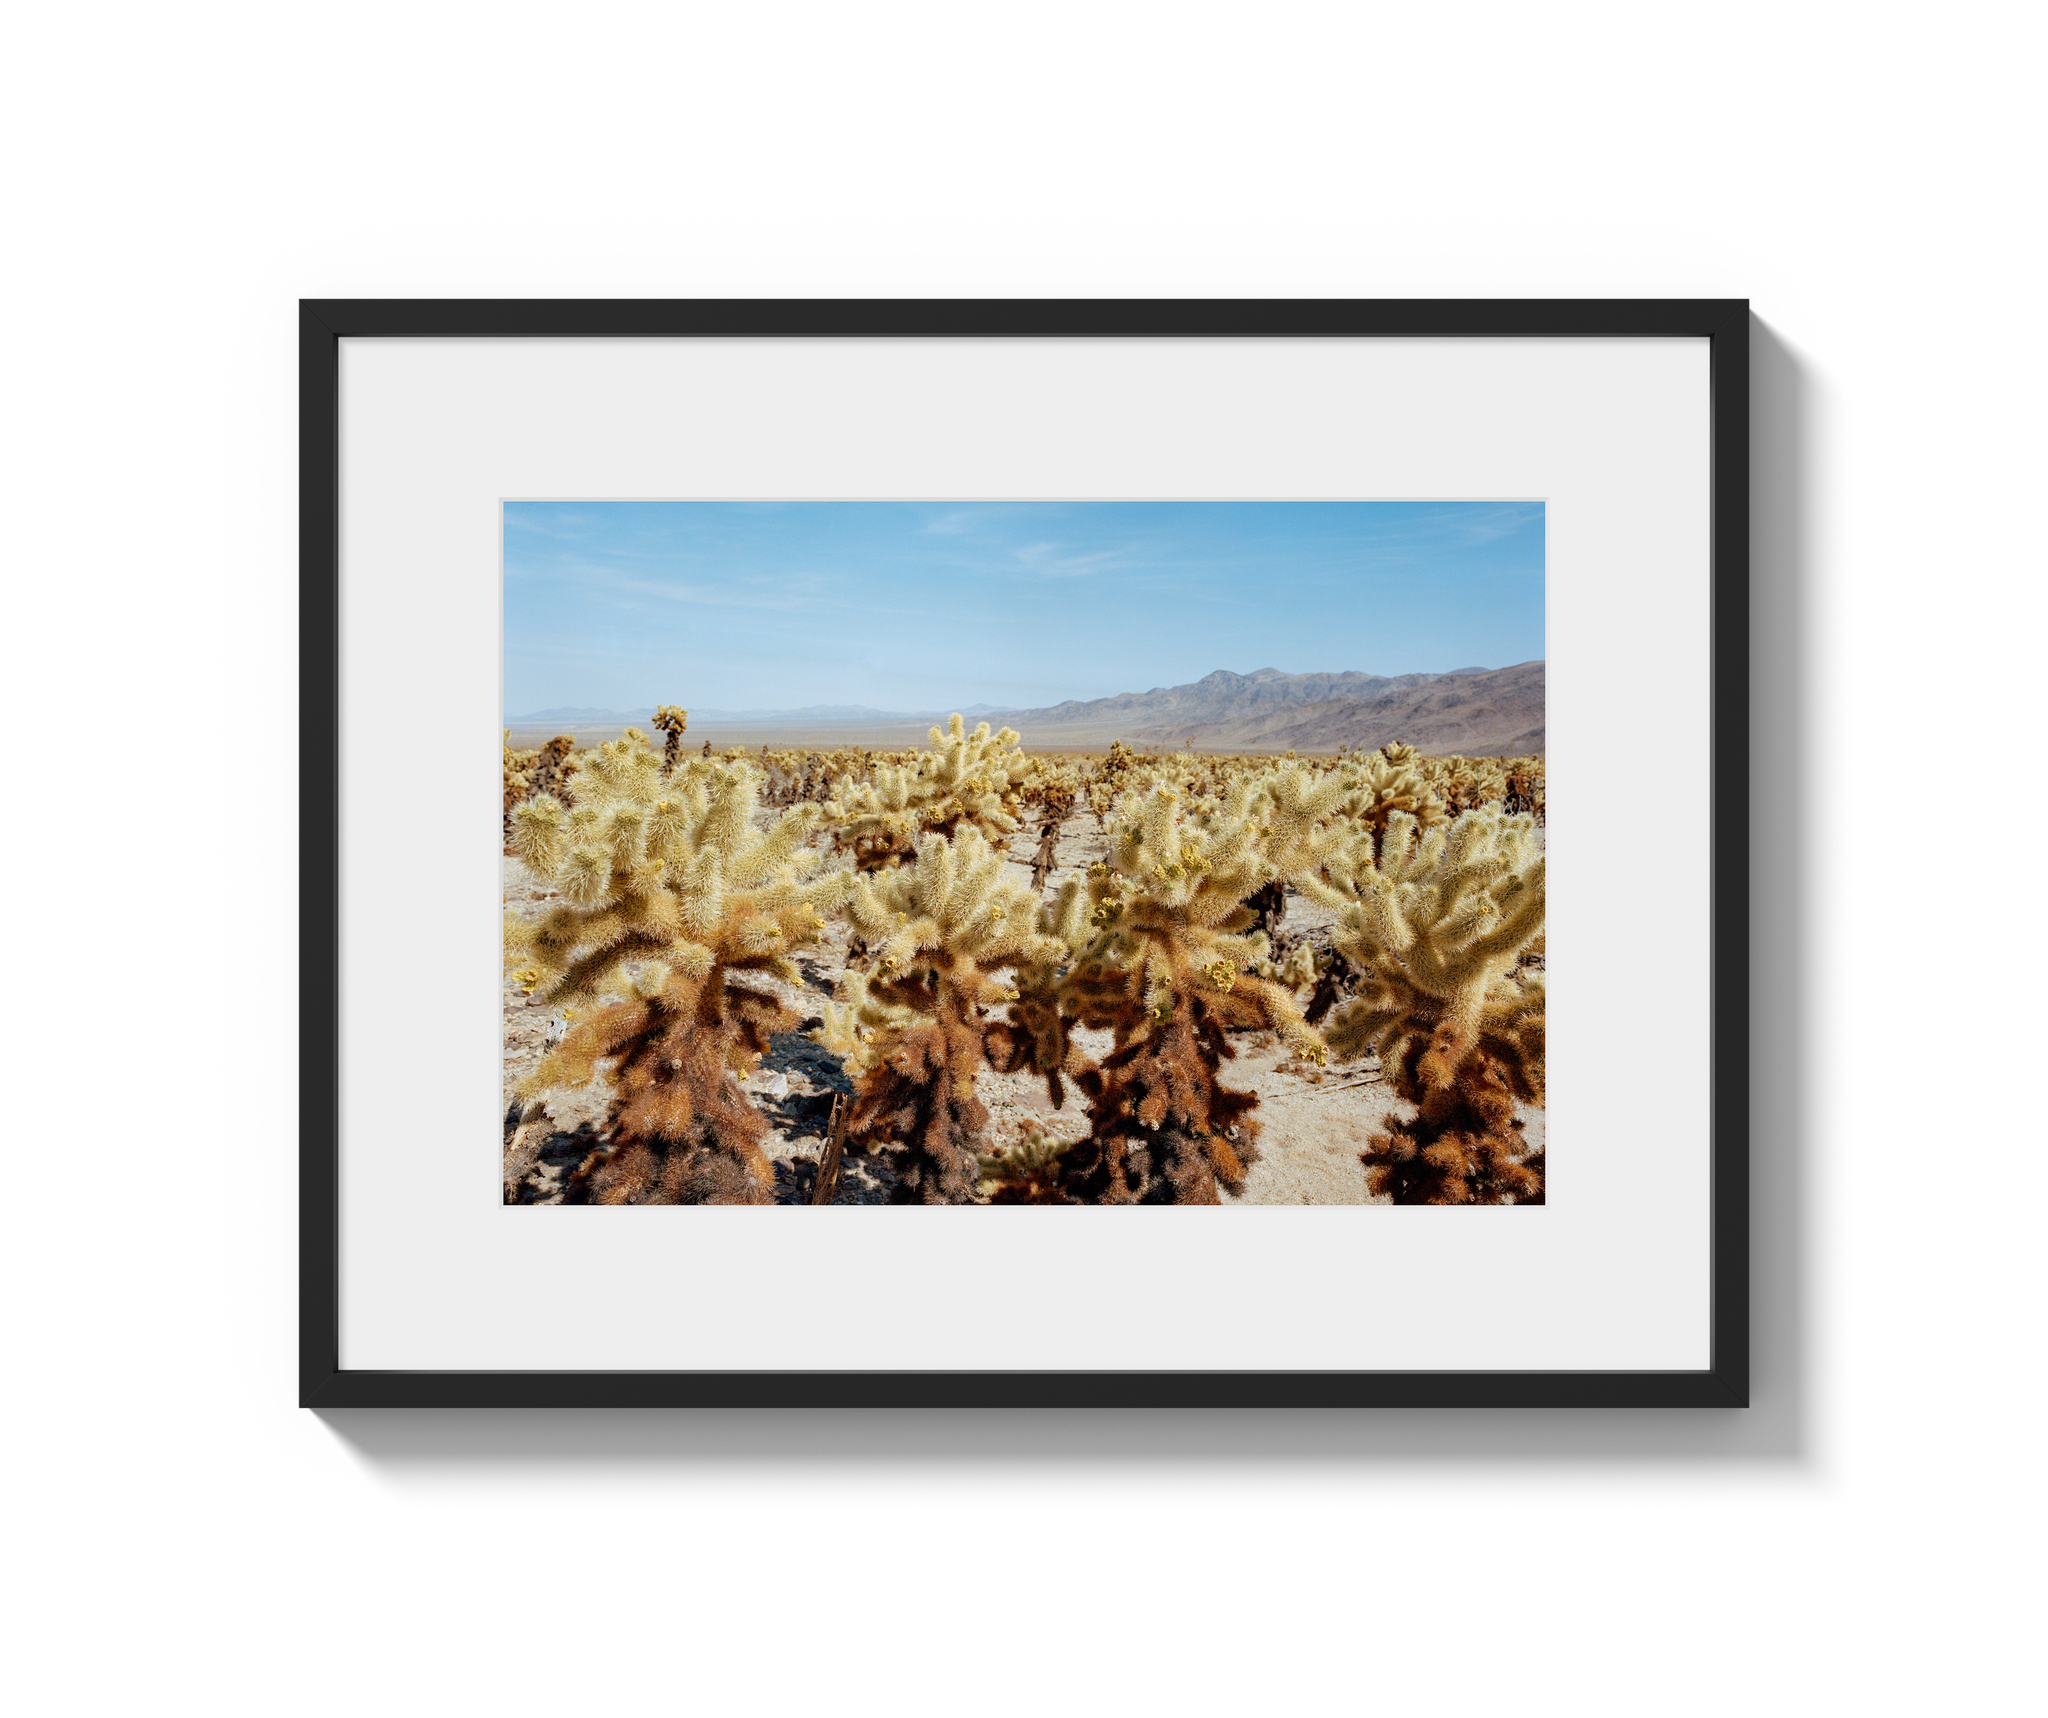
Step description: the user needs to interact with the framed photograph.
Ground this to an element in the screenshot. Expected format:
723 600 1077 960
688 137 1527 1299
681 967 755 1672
301 299 1747 1408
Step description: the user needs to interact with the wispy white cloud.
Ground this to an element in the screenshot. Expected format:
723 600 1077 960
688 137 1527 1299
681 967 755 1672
921 502 1047 536
560 559 923 619
1390 502 1543 547
1012 541 1126 578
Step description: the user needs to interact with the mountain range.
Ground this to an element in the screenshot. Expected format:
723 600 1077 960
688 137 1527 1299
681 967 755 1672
508 701 1003 725
980 662 1544 755
507 663 1544 756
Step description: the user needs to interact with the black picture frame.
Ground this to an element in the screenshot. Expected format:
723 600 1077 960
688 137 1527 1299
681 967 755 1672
301 298 1749 1410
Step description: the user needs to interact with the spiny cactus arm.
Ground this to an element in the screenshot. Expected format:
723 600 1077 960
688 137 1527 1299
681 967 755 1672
1322 977 1426 1066
872 767 916 813
841 877 910 947
1186 956 1326 1059
538 930 682 1008
643 795 693 861
766 866 852 931
813 970 919 1074
1464 862 1547 970
1480 969 1546 1034
985 875 1098 1095
573 735 663 807
1252 763 1356 880
908 826 961 913
560 841 626 907
866 915 941 976
717 903 799 964
511 796 570 873
733 975 806 1033
975 1129 1077 1202
1291 859 1369 914
725 802 825 886
518 984 671 1099
1375 811 1448 884
670 770 714 820
1037 873 1091 951
1245 929 1318 992
668 847 727 936
592 799 648 865
812 998 870 1069
1056 914 1150 1029
689 765 760 855
1207 899 1262 937
1295 807 1414 911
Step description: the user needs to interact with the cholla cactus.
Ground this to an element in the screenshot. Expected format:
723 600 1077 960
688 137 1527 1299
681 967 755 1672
503 735 540 849
1246 928 1317 991
976 1123 1078 1204
503 733 576 849
1054 779 1329 1203
825 715 1028 871
652 704 688 774
1341 741 1446 862
1302 806 1546 1204
531 734 577 803
1503 757 1545 820
506 739 846 1204
813 826 1067 1202
1301 945 1366 1025
983 875 1097 1111
1023 759 1080 827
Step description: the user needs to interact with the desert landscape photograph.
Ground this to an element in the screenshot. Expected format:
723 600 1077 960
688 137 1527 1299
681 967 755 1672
500 500 1546 1206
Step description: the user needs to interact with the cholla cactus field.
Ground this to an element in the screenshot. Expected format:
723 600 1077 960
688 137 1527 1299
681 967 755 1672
823 715 1030 870
500 726 1546 1206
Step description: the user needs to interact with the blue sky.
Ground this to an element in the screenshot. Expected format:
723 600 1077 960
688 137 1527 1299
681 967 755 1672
504 501 1544 716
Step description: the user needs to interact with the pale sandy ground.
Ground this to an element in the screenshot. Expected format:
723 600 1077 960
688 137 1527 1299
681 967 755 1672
501 811 1544 1204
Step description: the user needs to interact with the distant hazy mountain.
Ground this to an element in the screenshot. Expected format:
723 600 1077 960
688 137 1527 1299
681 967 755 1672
982 663 1544 755
508 701 1002 725
507 706 653 726
507 673 1540 755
